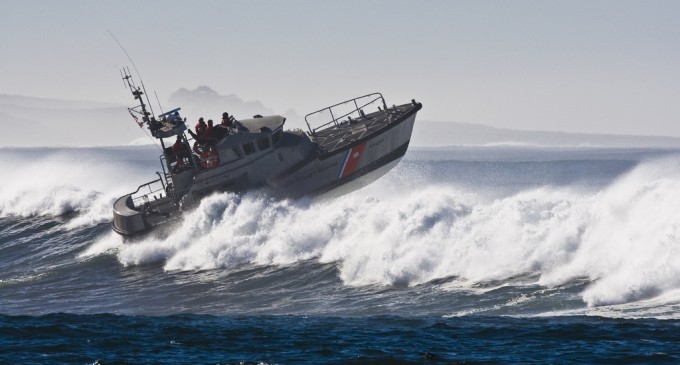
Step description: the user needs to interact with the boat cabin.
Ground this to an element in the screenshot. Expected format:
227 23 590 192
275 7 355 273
213 115 286 165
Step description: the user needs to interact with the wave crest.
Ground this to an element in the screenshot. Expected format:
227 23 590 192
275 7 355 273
109 158 680 309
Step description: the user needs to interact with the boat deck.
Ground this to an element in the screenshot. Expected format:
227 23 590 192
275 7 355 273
311 103 418 154
142 197 182 228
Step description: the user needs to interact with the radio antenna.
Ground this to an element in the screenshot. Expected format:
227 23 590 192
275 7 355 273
108 30 156 118
154 91 164 115
119 69 128 90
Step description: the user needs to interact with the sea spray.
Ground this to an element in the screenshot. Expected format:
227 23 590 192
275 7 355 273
111 158 680 309
541 158 680 306
0 147 157 222
117 186 581 281
7 146 680 310
5 146 680 318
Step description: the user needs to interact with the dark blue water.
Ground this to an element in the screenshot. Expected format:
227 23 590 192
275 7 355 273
3 314 680 364
3 146 680 363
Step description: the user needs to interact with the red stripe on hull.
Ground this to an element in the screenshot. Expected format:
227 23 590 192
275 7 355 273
340 142 367 178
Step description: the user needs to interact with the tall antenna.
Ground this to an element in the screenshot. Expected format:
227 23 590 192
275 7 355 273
120 68 162 152
154 91 164 115
108 30 156 118
119 69 128 90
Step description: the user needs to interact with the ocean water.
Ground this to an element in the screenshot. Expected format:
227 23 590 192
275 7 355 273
2 145 680 363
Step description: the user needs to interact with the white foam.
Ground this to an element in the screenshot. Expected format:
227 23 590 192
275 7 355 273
539 158 680 306
0 148 155 226
78 232 124 258
107 157 680 312
11 144 668 312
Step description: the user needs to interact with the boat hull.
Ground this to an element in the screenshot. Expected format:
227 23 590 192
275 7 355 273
270 113 416 198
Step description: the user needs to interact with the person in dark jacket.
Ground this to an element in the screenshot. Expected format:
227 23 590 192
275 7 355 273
172 135 191 172
220 112 232 128
195 117 207 139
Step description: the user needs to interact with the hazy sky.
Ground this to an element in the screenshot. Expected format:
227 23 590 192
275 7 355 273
2 0 680 136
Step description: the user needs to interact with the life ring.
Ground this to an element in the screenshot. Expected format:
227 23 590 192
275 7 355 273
200 151 220 169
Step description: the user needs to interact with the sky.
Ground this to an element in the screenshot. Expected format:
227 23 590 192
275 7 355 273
1 0 680 136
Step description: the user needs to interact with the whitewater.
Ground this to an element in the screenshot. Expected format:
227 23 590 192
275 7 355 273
2 145 680 319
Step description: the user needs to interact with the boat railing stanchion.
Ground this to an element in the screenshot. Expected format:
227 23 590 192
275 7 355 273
155 171 166 192
329 109 336 128
305 116 313 135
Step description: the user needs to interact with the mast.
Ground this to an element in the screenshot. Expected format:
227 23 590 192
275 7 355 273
122 68 154 128
120 69 194 177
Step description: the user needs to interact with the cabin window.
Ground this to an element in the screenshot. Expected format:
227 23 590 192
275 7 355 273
243 142 256 155
272 130 282 144
257 137 271 151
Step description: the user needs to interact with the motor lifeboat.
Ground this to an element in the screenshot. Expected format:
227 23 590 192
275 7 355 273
112 71 422 236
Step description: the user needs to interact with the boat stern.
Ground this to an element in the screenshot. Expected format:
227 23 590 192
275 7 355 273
112 194 147 236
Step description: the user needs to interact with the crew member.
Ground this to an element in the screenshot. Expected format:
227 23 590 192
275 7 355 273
206 119 216 140
187 128 203 153
172 135 190 172
221 112 232 128
195 117 207 139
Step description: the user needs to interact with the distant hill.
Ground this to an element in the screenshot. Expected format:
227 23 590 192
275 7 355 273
168 86 304 129
411 120 680 148
0 90 303 147
3 93 680 148
0 94 119 110
0 94 140 147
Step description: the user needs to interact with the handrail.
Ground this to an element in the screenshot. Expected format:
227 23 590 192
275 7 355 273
129 178 166 208
158 155 169 186
305 92 388 134
157 107 181 119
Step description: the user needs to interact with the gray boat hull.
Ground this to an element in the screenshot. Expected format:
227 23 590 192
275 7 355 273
270 113 415 197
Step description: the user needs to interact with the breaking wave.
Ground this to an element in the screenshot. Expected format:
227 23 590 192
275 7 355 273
106 158 680 308
4 147 680 311
0 147 157 227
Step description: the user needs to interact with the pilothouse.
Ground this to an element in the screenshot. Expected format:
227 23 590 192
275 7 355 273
112 70 422 236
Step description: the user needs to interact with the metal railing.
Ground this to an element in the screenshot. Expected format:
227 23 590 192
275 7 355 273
305 93 387 135
159 154 171 182
130 177 167 208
